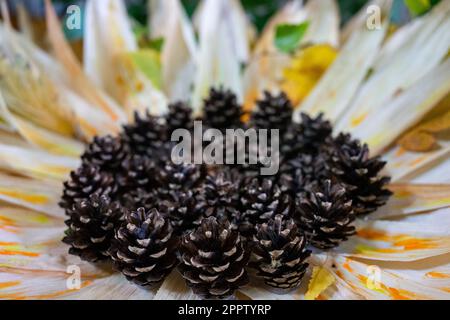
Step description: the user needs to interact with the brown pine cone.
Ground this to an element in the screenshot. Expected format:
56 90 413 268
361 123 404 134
178 217 249 299
252 215 311 290
109 208 179 287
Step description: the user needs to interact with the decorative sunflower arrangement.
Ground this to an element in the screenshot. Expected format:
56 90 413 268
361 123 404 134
0 0 449 302
60 87 392 299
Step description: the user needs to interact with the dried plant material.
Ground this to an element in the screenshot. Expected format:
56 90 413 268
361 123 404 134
305 266 335 300
398 131 438 152
399 109 450 152
281 44 338 106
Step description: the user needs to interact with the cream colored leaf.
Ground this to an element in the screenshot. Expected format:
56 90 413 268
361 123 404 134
154 270 200 300
384 141 450 182
353 59 450 155
371 184 450 219
0 143 79 181
293 0 392 122
191 0 251 113
328 255 450 299
411 156 450 184
0 173 64 217
149 0 198 102
302 0 339 47
336 2 450 135
336 209 450 261
44 0 126 124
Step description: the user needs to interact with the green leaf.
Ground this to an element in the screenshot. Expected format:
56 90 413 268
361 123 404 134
147 37 165 53
127 50 162 89
404 0 431 16
274 22 310 54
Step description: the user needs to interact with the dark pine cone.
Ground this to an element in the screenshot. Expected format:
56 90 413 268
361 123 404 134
196 168 242 223
178 217 249 299
166 101 193 134
282 112 332 157
121 111 168 156
328 133 393 215
60 164 117 211
252 215 311 290
295 180 356 249
251 91 293 135
81 135 127 170
203 87 243 130
158 189 203 235
120 188 157 212
63 194 124 262
157 162 204 193
109 208 179 287
118 154 157 191
237 178 293 238
278 153 330 193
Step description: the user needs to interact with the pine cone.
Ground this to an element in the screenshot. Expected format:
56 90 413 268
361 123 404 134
178 217 250 299
121 111 167 156
295 180 356 249
120 188 157 212
60 164 117 211
63 194 124 262
118 154 157 191
81 135 127 170
196 168 242 222
237 178 293 238
157 162 204 193
252 215 311 290
278 153 329 193
158 189 203 234
166 101 193 134
328 133 392 215
203 87 243 130
282 113 332 157
109 208 179 287
251 91 293 134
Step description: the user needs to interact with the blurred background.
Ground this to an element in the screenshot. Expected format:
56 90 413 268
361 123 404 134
2 0 441 57
4 0 439 31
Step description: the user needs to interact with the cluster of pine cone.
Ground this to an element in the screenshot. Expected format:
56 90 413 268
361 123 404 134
61 88 392 299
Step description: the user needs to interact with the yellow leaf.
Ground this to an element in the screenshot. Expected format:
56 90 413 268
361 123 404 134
305 266 335 300
281 44 337 106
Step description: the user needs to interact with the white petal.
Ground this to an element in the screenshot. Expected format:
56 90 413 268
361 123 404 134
293 0 392 122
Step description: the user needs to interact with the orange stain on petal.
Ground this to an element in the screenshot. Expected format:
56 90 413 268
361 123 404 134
357 229 388 241
350 112 368 128
0 250 39 257
0 216 16 225
387 287 413 300
426 272 450 279
343 260 354 273
409 155 428 167
394 238 437 250
0 189 48 205
357 275 418 300
0 242 19 246
394 147 407 157
357 229 438 252
0 281 20 290
0 280 93 300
